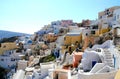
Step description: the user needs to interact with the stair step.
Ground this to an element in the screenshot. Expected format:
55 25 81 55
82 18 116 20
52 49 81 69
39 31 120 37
106 63 114 65
103 49 114 67
106 59 113 61
105 56 112 58
104 53 111 54
107 64 114 66
104 53 110 54
105 57 112 59
105 58 113 60
104 53 111 55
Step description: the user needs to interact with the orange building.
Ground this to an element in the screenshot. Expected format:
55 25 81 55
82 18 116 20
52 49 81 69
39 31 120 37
44 33 58 42
73 51 83 67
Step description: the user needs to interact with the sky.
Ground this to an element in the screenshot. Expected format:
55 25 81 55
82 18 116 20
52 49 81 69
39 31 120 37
0 0 120 34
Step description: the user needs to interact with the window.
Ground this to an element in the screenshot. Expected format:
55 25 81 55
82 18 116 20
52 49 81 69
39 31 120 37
106 9 109 12
3 45 6 48
64 37 66 40
96 49 101 52
92 25 98 29
69 47 71 51
117 15 119 19
91 31 95 34
9 52 11 54
86 33 88 36
44 32 46 34
104 23 107 24
114 15 116 20
1 59 4 61
99 16 102 19
32 75 35 78
11 58 15 61
75 41 78 45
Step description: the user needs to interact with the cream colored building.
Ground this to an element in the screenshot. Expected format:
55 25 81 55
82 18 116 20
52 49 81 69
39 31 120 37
98 6 120 20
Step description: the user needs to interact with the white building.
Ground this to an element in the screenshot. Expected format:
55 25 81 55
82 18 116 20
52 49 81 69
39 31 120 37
12 70 25 79
17 35 33 49
25 62 55 79
0 53 17 69
0 42 27 69
98 6 120 28
17 60 28 70
0 43 18 69
113 8 120 23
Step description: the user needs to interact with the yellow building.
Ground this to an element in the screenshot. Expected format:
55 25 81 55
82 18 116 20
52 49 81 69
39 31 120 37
90 24 110 36
61 26 109 53
95 28 110 36
81 24 110 51
62 26 110 52
0 42 18 55
64 33 82 45
62 32 82 53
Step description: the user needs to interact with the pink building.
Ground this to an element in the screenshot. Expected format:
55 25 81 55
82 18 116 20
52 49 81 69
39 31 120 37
61 20 73 27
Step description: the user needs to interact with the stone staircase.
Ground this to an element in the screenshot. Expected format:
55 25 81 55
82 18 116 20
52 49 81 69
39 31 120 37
103 49 114 67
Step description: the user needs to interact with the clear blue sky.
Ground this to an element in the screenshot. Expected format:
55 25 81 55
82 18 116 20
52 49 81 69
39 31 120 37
0 0 120 34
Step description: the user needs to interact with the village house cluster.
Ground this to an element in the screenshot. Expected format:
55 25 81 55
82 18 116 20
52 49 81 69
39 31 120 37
0 6 120 79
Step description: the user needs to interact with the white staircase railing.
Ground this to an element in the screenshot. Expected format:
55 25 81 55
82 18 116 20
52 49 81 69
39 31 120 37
103 49 114 67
